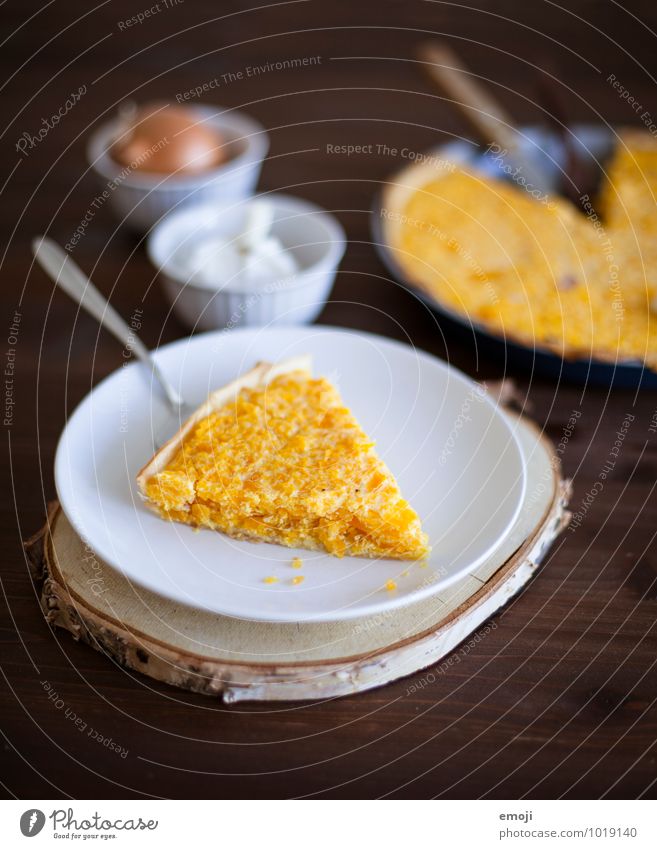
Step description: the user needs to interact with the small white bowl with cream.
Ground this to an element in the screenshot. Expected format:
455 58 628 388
147 194 346 330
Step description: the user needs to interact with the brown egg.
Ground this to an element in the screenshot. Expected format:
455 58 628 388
111 102 226 175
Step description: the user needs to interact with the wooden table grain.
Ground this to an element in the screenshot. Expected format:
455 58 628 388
2 0 656 799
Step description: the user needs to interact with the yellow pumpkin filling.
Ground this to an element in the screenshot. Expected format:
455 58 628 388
392 130 657 369
142 370 429 561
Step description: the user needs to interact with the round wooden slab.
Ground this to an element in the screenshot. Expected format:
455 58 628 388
26 414 570 702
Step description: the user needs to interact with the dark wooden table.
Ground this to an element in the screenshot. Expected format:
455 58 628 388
2 0 657 799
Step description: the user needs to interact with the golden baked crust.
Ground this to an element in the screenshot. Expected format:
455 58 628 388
138 358 429 561
383 130 657 371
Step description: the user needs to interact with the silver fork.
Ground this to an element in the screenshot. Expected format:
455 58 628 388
32 236 194 446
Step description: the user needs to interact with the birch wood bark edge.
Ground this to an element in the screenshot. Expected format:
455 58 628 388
24 411 571 703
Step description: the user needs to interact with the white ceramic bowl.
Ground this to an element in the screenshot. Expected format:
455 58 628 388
86 105 269 233
147 194 346 330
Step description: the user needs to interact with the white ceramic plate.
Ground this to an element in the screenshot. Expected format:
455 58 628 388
55 327 526 622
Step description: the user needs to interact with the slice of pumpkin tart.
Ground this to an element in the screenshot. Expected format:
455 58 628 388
137 356 429 560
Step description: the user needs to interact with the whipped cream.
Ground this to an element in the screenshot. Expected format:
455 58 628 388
176 201 299 292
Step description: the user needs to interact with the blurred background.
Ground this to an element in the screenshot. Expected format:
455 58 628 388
5 0 657 354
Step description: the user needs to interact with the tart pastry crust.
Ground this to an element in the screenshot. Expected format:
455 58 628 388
137 357 429 561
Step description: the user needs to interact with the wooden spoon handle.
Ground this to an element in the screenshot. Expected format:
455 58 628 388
417 41 551 192
416 41 519 153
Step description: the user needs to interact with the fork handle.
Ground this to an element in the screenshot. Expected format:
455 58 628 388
32 236 183 409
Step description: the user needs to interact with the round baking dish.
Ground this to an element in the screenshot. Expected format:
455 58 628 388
373 124 657 388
